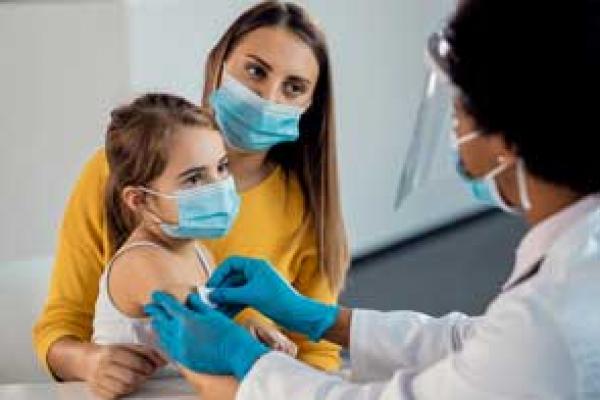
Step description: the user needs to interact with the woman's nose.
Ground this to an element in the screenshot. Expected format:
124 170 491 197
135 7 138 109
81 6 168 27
255 80 281 104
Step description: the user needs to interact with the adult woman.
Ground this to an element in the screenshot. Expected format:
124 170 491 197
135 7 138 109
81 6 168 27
33 1 348 398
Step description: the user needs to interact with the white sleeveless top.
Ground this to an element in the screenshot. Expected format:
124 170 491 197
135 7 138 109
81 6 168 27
92 241 212 377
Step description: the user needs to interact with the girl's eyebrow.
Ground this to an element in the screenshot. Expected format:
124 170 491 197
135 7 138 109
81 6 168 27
178 166 206 179
179 154 228 178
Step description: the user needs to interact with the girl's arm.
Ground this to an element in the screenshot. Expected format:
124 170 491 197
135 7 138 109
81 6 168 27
180 368 239 400
108 247 198 317
48 338 164 398
240 318 298 357
36 149 167 399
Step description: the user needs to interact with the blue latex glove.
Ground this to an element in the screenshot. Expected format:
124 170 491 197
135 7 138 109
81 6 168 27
144 291 269 380
207 256 340 342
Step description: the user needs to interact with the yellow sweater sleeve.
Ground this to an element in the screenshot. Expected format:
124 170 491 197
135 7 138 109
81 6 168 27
288 242 342 372
33 148 110 371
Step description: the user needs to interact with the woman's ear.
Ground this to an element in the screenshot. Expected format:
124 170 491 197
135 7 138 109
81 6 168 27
122 186 145 213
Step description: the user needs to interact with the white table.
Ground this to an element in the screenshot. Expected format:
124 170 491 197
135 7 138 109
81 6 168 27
0 377 198 400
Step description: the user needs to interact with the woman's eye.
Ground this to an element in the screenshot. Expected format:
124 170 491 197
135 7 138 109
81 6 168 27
245 63 267 80
283 81 306 98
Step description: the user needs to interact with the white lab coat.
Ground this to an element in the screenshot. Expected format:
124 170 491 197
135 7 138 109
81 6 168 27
237 196 600 399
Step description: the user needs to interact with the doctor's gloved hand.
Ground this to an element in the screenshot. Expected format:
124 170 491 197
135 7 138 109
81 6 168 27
144 291 269 380
207 256 340 342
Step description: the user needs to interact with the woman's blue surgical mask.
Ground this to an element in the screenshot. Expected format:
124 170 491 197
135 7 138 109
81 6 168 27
451 131 532 214
209 72 306 152
140 176 240 239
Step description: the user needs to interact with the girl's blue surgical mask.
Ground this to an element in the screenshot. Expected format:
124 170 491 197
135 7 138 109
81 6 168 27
451 130 532 214
209 72 306 152
140 176 240 239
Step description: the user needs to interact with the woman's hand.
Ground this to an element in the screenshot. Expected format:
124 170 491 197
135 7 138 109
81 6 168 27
79 342 166 399
144 291 269 380
242 319 298 358
208 256 340 342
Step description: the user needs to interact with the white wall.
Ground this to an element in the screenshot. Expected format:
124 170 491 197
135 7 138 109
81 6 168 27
0 0 130 383
0 257 53 383
0 0 130 264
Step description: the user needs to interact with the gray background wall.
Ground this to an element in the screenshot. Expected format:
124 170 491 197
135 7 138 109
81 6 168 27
0 0 129 264
0 0 129 383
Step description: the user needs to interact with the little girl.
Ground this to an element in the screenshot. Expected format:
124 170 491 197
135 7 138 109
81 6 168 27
92 93 296 382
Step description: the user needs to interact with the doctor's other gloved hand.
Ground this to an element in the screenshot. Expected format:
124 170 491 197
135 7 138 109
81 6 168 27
207 256 340 342
144 291 269 380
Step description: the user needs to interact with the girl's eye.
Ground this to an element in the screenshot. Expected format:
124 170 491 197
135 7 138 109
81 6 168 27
185 173 205 187
283 81 307 98
245 63 267 80
218 160 230 175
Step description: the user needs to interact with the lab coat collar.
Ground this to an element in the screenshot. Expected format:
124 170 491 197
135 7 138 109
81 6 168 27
503 194 600 290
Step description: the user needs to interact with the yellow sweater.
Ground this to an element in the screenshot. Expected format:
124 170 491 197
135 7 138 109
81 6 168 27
33 148 341 373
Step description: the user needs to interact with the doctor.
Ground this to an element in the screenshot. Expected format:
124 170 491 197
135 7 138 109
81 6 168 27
145 0 600 398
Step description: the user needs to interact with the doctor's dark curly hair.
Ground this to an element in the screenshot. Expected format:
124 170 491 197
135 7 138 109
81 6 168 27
445 0 600 194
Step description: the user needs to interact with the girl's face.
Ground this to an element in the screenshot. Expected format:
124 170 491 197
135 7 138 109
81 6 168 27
145 127 230 225
223 26 320 109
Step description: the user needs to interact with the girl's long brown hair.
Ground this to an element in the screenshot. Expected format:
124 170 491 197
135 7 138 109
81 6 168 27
201 1 349 293
105 93 216 253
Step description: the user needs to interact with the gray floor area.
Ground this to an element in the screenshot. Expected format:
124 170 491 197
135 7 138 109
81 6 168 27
340 210 528 316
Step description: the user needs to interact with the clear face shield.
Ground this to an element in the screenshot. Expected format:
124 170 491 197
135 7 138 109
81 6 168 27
394 31 457 209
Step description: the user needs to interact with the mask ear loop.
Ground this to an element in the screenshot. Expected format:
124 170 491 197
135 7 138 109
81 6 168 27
484 156 513 181
136 187 178 226
485 156 520 215
485 157 533 214
454 132 513 183
516 159 532 211
452 130 480 149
